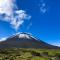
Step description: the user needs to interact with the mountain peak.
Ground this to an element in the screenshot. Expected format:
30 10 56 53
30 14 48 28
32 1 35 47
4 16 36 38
18 33 31 39
11 32 33 39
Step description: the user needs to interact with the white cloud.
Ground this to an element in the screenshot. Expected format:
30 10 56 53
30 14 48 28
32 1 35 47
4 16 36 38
40 3 47 13
0 0 31 30
27 23 32 30
10 10 31 30
51 41 60 47
0 0 13 16
39 0 47 14
0 37 7 41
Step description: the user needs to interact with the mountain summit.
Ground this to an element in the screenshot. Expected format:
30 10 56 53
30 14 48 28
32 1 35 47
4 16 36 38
0 33 60 49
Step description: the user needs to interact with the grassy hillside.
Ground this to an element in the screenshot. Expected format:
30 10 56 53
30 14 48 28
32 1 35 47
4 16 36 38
0 48 60 60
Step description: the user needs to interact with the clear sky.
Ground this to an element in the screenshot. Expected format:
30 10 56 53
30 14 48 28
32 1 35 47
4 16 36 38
0 0 60 46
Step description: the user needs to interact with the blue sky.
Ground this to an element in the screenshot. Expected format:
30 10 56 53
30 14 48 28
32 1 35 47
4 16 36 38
0 0 60 46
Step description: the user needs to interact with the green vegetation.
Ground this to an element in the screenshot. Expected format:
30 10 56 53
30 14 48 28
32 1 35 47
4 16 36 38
0 48 60 60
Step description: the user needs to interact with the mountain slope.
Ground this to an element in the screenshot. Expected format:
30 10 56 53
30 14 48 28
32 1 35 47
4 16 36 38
0 33 60 49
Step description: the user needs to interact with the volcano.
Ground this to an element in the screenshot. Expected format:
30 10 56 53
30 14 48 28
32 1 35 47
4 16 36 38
0 33 60 49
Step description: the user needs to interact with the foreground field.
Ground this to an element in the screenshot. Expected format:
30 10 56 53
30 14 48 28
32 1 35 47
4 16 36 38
0 48 60 60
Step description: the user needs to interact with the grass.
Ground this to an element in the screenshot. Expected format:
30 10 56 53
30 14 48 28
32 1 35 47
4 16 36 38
0 48 60 60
